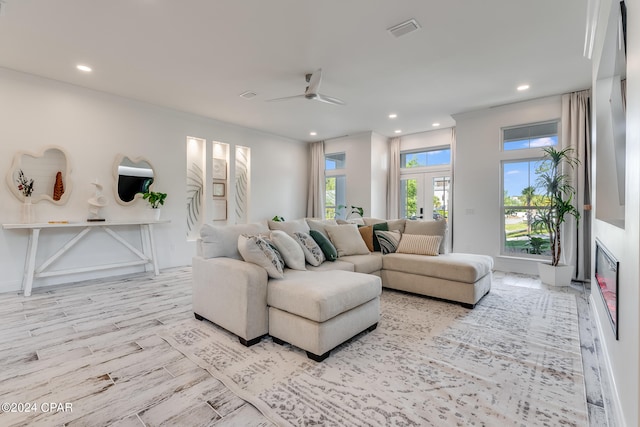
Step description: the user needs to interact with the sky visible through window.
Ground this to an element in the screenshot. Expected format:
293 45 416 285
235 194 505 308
503 135 557 151
402 149 450 167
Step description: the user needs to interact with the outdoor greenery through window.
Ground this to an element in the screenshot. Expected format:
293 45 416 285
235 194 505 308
503 159 554 256
325 175 346 219
502 121 559 257
401 148 451 168
503 121 558 151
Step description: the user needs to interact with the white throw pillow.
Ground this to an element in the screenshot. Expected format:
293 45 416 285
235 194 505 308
200 222 269 259
293 231 325 266
237 234 285 279
325 224 370 257
270 230 307 270
396 234 442 256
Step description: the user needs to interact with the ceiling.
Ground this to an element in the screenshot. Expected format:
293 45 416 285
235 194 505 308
0 0 592 143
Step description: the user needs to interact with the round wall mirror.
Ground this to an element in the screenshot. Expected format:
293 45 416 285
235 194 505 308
113 155 155 205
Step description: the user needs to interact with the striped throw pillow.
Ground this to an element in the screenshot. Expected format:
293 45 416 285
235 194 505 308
374 230 401 254
396 234 442 256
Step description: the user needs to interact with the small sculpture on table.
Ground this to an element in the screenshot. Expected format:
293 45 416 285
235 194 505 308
88 179 108 222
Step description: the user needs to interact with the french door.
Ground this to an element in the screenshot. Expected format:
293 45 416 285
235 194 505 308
400 172 451 221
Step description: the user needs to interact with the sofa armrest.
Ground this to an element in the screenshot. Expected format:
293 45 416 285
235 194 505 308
192 256 269 342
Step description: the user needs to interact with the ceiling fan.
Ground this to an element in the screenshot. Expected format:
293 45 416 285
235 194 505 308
268 68 346 105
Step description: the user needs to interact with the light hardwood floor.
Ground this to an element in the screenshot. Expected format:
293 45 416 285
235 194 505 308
0 268 613 426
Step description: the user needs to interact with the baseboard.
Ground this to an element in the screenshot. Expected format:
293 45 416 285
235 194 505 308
589 293 626 427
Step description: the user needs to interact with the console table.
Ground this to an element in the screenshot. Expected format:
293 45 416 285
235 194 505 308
2 220 170 296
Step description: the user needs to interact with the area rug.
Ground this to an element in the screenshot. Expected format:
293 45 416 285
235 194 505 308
160 284 588 426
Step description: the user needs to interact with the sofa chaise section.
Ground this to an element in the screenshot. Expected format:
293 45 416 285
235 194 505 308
381 252 493 308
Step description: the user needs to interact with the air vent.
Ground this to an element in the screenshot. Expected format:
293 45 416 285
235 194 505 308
239 91 257 99
387 19 421 38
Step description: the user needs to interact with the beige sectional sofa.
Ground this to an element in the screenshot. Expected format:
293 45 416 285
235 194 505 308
192 217 493 361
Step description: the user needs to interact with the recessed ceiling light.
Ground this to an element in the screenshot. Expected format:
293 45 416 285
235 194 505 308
76 64 92 72
394 130 402 134
309 131 317 136
517 84 530 91
432 122 440 127
388 113 397 119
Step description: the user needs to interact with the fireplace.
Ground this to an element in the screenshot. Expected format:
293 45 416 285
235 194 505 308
595 240 619 339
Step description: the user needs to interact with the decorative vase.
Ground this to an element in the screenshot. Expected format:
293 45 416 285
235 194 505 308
153 208 161 221
21 197 34 224
537 262 574 287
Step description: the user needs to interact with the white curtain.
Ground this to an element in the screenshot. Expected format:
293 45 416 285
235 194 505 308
386 137 401 219
306 141 325 218
561 89 591 281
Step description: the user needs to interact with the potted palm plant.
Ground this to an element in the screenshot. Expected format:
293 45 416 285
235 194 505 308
531 147 580 286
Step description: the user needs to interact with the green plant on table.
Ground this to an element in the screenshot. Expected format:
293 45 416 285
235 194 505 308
141 191 167 209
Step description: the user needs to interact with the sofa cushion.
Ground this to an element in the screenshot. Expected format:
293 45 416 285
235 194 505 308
375 230 401 254
382 253 493 283
339 253 383 274
404 219 447 254
326 224 370 257
268 270 382 323
268 218 310 236
396 234 442 256
270 230 306 270
306 218 338 238
200 222 269 259
292 231 325 266
237 235 285 279
310 230 338 261
363 218 406 233
306 260 355 272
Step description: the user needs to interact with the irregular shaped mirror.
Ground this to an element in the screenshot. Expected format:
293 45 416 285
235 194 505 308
5 146 72 204
113 155 155 205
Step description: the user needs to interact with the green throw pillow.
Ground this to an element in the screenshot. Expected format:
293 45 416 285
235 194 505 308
372 222 389 252
309 229 338 261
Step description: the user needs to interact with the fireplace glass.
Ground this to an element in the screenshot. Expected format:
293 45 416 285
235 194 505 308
595 240 619 339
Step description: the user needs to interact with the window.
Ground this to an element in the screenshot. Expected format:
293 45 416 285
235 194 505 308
325 152 346 170
503 121 558 151
325 175 346 219
401 148 451 168
325 152 346 219
501 121 559 257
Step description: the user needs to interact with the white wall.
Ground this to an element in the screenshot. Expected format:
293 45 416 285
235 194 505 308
0 67 308 293
590 0 640 425
453 96 562 275
323 131 389 219
370 132 388 218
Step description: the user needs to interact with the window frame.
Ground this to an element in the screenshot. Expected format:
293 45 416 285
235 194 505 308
499 120 560 259
325 152 347 219
400 146 451 171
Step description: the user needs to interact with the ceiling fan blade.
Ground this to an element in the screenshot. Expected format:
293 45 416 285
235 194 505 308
314 93 346 106
305 68 322 95
266 94 306 102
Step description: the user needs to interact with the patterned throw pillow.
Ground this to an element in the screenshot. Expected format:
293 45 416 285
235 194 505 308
372 222 389 251
309 229 338 261
237 234 285 279
396 234 442 256
293 232 326 266
374 230 402 254
270 230 306 270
